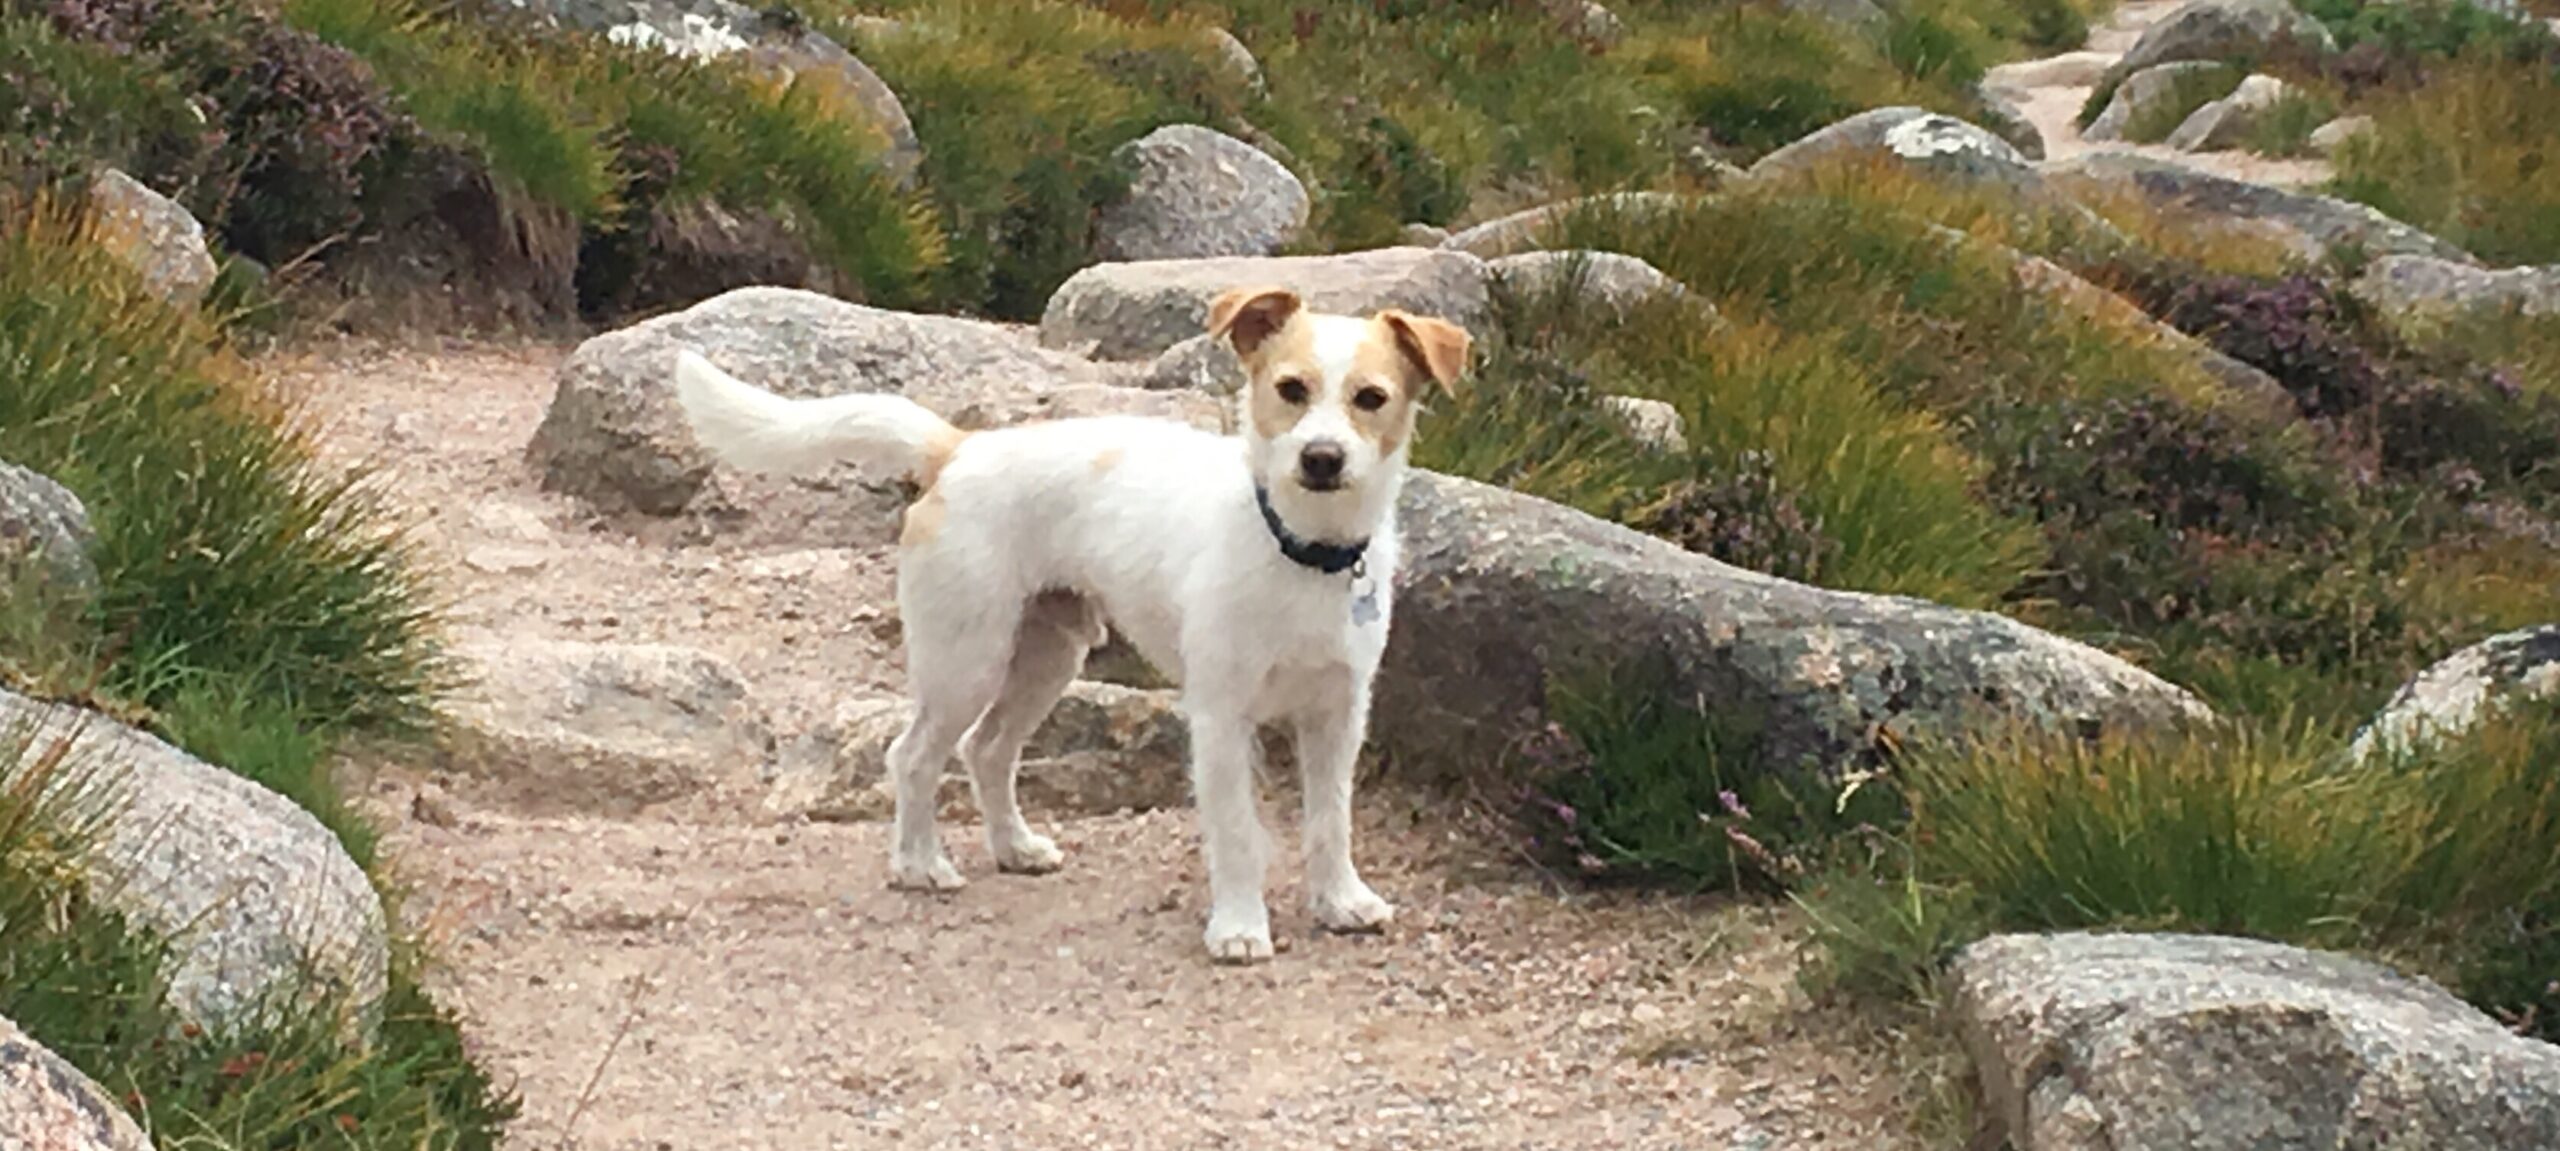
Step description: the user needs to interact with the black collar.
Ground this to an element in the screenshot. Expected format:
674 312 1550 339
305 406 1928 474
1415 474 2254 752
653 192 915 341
1255 485 1367 575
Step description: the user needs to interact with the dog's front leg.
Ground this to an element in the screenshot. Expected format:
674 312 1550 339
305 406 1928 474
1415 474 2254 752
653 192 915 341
1186 708 1273 964
1296 688 1394 933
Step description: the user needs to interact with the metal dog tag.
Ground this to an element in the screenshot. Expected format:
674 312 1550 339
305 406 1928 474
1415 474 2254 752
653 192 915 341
1351 583 1382 627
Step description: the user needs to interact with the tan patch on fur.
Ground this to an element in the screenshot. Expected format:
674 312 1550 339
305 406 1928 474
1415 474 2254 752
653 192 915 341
899 488 946 549
1346 325 1428 456
1206 285 1303 359
915 424 969 490
1089 447 1124 475
1379 310 1473 396
1243 318 1323 443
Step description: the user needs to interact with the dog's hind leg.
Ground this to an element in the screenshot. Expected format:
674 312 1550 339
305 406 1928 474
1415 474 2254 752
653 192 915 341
886 577 1020 893
957 591 1105 875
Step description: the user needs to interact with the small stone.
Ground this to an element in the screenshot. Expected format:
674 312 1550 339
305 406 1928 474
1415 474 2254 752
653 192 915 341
410 784 461 830
86 169 218 308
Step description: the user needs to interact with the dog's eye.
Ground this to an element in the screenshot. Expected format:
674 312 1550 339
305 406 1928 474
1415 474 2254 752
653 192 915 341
1275 377 1310 405
1352 386 1390 412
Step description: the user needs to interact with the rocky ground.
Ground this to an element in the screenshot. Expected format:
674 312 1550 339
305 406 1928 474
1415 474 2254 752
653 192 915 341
288 339 1926 1150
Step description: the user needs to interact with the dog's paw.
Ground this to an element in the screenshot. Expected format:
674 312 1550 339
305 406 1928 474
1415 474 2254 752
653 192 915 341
1312 884 1396 934
1203 913 1275 965
888 852 967 892
992 831 1065 875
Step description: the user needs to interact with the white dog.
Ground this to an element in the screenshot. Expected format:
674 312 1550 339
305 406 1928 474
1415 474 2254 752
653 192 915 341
670 287 1471 963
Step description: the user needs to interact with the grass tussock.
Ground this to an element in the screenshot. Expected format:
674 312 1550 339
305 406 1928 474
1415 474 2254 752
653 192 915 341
2331 51 2560 267
0 196 513 1145
1801 701 2560 1041
0 204 444 732
0 717 516 1149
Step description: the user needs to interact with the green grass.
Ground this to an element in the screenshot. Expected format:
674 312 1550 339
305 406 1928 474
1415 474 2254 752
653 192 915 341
2331 50 2560 266
0 205 443 732
0 717 516 1149
1801 697 2560 1040
0 196 513 1145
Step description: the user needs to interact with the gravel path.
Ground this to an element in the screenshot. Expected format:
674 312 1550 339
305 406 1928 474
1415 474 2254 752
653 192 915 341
277 339 1922 1150
1995 0 2335 188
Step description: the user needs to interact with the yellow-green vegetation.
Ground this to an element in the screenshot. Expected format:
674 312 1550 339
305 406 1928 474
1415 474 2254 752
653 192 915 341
2332 50 2560 266
1800 700 2560 1042
0 204 514 1147
5 0 2115 322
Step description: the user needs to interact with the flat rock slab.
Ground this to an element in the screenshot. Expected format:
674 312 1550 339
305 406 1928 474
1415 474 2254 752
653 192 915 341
1374 472 2209 786
2047 153 2473 265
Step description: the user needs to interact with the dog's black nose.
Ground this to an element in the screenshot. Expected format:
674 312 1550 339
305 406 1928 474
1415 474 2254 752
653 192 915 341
1299 441 1346 485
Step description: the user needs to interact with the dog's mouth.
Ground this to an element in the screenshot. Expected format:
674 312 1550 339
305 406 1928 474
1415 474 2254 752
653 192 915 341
1295 473 1347 493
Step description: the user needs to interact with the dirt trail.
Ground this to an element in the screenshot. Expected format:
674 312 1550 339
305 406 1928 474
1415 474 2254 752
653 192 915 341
1994 0 2335 188
281 339 1917 1150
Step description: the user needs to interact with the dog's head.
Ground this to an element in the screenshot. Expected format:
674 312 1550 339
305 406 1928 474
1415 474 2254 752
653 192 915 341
1207 286 1470 537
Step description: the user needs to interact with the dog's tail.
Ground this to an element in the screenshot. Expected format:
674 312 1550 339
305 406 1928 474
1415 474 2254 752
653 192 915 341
673 349 965 485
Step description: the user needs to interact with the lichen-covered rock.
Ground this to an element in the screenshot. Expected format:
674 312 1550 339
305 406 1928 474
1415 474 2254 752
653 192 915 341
1437 192 1701 260
1096 125 1309 262
1038 248 1495 361
517 0 919 184
1489 250 1692 321
1373 473 2210 786
2084 61 2235 143
2350 255 2560 331
2103 0 2337 88
2305 113 2374 155
1546 0 1626 44
86 169 217 308
0 1015 148 1151
2166 73 2290 152
1599 396 1688 453
2346 625 2560 764
0 460 98 598
527 286 1112 514
1974 84 2046 160
436 636 775 814
1955 932 2560 1151
1750 107 2036 189
1198 26 1262 92
772 682 1195 820
2046 153 2474 265
0 689 388 1035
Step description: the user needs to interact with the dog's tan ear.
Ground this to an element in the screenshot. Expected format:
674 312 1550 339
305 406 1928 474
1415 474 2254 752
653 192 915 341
1381 310 1472 396
1206 286 1302 359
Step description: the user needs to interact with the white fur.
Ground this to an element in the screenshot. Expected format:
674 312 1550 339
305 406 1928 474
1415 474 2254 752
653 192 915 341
669 321 1408 963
